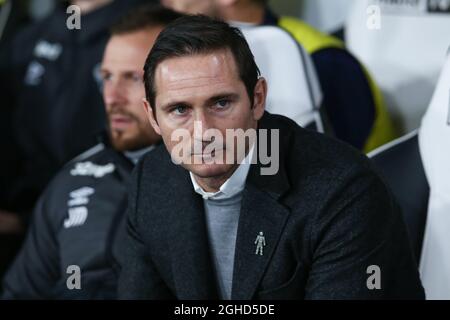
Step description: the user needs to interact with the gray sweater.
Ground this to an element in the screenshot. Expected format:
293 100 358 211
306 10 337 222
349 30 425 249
204 194 242 300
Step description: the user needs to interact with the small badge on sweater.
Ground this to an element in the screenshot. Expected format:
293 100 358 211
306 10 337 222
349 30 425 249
254 231 266 256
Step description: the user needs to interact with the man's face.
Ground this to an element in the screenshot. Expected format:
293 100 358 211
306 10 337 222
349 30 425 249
161 0 218 15
145 49 266 180
101 28 162 151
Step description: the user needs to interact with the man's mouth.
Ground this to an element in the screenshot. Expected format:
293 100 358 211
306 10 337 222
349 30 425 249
110 115 135 130
191 148 225 158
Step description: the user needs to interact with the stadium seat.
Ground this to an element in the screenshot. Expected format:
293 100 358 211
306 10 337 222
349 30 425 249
369 52 450 299
241 25 328 133
346 0 450 133
299 0 355 35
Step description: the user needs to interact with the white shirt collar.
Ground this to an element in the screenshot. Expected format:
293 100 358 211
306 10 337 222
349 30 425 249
190 145 255 200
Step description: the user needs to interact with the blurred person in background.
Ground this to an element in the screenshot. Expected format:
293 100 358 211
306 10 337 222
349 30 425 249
0 0 155 280
161 0 396 153
1 5 181 299
0 0 32 277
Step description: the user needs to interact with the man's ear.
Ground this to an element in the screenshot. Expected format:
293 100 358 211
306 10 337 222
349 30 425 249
252 77 267 121
143 98 161 135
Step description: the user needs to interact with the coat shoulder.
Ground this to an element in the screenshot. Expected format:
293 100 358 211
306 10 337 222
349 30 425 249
266 113 374 180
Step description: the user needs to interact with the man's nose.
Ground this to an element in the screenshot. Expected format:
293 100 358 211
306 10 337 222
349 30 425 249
104 79 127 107
192 110 216 142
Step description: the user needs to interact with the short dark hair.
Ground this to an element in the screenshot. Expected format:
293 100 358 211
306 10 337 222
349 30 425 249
110 4 184 36
143 15 261 114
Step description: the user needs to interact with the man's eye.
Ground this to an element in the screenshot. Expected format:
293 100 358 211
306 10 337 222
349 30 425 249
124 74 142 83
131 74 142 82
172 106 188 115
214 99 230 109
102 74 112 82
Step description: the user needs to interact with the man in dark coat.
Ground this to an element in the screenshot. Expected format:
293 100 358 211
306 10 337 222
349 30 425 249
117 15 424 300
